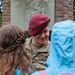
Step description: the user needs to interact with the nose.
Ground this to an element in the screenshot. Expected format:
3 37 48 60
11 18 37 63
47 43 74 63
40 33 45 38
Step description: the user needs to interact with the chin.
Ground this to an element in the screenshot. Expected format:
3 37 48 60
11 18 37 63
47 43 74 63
39 42 46 45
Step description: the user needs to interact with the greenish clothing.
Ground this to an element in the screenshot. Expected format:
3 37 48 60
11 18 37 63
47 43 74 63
25 37 50 71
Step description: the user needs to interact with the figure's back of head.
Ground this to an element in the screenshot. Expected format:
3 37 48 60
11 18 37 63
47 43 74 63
47 20 75 69
0 25 25 50
0 25 31 75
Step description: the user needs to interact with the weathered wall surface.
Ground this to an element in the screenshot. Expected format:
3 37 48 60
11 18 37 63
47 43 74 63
11 0 55 30
2 0 73 30
2 0 10 25
55 0 73 22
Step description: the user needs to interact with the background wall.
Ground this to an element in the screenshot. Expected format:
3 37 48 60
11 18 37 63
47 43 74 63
11 0 55 31
2 0 10 25
55 0 73 22
2 0 73 31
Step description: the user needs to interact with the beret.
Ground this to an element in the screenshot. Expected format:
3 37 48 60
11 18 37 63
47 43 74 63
28 14 50 36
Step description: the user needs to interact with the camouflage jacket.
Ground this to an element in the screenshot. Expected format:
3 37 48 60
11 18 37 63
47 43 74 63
25 37 50 71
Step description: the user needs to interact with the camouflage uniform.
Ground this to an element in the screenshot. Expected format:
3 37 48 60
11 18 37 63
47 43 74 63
25 37 50 71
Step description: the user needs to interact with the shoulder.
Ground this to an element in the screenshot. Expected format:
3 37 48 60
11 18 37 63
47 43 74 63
26 37 32 44
25 37 32 49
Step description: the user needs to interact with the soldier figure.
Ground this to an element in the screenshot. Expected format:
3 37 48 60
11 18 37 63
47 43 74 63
25 14 51 71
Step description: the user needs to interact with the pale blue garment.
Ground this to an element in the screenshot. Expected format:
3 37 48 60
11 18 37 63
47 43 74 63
31 20 75 75
14 68 34 75
14 68 29 75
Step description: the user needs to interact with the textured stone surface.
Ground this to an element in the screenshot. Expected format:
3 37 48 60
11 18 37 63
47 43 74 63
2 0 73 29
2 0 10 25
55 0 73 22
11 0 54 30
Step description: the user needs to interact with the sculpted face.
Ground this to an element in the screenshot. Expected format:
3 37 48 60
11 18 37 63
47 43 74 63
32 26 49 46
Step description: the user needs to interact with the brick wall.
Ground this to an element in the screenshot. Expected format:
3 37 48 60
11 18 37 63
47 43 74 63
2 0 73 25
55 0 73 22
2 0 10 25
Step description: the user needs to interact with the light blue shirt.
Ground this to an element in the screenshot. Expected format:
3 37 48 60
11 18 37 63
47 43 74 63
14 68 31 75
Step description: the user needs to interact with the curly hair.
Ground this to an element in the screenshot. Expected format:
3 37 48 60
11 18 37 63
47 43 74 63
0 25 32 75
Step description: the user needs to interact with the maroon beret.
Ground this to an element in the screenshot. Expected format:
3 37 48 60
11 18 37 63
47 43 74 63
28 14 50 36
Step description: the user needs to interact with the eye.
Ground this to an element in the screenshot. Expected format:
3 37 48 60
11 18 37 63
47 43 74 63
44 30 48 33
